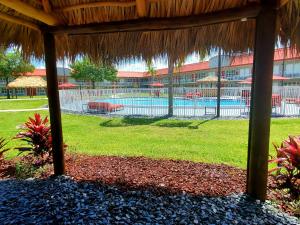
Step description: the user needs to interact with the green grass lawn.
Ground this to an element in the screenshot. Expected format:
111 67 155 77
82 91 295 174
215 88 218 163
0 95 47 100
0 99 48 110
1 107 299 168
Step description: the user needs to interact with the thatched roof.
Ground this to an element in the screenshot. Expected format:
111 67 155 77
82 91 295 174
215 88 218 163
197 76 228 83
0 0 299 62
7 76 47 88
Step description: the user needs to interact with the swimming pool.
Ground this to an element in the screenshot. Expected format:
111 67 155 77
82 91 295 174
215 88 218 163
97 97 245 107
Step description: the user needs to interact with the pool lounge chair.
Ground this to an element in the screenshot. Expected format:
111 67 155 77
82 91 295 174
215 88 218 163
184 92 202 99
286 98 300 105
84 102 124 113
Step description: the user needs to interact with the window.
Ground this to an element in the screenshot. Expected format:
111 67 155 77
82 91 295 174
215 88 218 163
239 67 251 79
196 72 207 79
284 62 300 77
208 71 215 76
16 89 25 95
1 88 7 94
273 65 280 75
225 69 239 80
285 63 293 75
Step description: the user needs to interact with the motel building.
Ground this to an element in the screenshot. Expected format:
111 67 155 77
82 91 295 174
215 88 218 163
118 48 300 88
0 48 300 97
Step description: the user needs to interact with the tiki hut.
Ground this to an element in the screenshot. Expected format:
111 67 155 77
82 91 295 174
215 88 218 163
197 76 228 85
0 0 299 200
197 76 228 96
7 76 47 97
7 76 47 89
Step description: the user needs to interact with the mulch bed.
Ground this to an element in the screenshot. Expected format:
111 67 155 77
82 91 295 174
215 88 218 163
66 155 247 196
0 160 15 179
0 154 298 217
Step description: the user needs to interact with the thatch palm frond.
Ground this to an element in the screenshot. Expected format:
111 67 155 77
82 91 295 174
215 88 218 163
0 0 298 61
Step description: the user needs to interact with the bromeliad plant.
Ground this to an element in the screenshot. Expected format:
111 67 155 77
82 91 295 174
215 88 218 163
269 135 300 199
15 113 53 168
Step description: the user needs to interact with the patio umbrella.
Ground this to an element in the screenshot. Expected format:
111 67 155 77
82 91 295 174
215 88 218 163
149 82 164 87
58 83 77 89
196 76 228 83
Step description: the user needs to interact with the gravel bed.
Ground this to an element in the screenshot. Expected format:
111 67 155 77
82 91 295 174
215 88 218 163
0 176 299 225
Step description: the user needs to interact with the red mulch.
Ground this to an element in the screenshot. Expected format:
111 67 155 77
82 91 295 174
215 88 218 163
64 154 246 196
0 160 15 179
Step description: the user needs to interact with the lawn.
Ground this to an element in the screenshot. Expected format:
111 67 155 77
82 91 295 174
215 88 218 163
0 95 47 100
0 99 48 110
1 101 299 168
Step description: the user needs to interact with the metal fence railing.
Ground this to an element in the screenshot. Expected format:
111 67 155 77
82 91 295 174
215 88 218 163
59 86 300 118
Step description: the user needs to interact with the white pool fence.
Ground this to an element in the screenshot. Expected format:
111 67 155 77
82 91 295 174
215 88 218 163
59 86 300 118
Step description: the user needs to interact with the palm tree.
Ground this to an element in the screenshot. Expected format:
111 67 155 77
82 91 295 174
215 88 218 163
146 59 156 84
175 58 184 87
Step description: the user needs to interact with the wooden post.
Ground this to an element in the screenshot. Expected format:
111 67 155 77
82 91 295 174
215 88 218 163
247 0 277 200
167 58 174 117
217 48 222 117
43 31 65 175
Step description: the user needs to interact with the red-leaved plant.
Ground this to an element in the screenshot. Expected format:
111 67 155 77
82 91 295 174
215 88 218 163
15 113 66 168
269 135 300 199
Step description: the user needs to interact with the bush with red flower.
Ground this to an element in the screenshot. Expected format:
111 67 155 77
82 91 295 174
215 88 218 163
269 135 300 199
15 113 66 168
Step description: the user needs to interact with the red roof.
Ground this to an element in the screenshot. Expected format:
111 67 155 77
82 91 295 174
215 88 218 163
176 61 210 73
25 69 46 77
154 61 209 76
231 48 300 66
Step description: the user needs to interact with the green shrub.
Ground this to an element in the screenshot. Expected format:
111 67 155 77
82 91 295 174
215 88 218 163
15 162 37 179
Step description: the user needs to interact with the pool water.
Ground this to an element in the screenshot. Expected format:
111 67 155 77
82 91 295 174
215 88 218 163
98 97 245 107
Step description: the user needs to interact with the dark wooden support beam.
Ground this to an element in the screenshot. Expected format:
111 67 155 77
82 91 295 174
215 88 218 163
246 0 277 200
47 5 261 35
217 48 222 117
0 0 60 25
168 58 174 117
43 32 65 175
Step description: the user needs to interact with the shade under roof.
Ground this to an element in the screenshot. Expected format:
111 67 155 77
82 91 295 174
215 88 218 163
0 0 299 63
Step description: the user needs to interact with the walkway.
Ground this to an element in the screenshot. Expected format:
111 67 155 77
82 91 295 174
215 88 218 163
0 98 47 101
0 108 48 112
